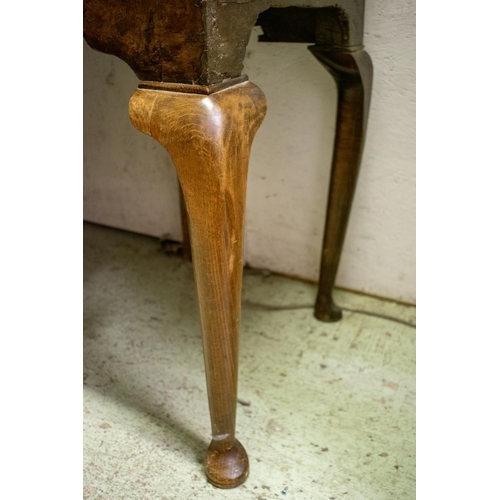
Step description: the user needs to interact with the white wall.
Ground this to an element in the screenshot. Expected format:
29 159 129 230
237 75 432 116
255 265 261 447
83 0 415 304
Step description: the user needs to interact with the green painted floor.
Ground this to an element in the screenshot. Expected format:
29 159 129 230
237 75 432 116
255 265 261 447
83 222 416 500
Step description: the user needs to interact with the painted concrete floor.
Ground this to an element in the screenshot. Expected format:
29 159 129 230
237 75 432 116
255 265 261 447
83 223 416 500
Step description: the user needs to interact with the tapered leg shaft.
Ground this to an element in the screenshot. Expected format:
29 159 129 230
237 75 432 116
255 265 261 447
129 81 267 488
308 48 373 322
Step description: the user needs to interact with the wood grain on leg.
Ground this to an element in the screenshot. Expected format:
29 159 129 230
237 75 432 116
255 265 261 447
129 81 267 488
308 48 373 322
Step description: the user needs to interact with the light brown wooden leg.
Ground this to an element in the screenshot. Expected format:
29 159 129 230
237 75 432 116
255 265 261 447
308 48 373 322
129 81 267 488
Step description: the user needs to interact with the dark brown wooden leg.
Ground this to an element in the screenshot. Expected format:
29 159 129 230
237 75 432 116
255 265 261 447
308 48 373 322
129 81 267 488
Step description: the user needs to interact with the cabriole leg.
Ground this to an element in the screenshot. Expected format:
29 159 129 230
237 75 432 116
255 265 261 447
309 48 373 322
129 81 267 488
